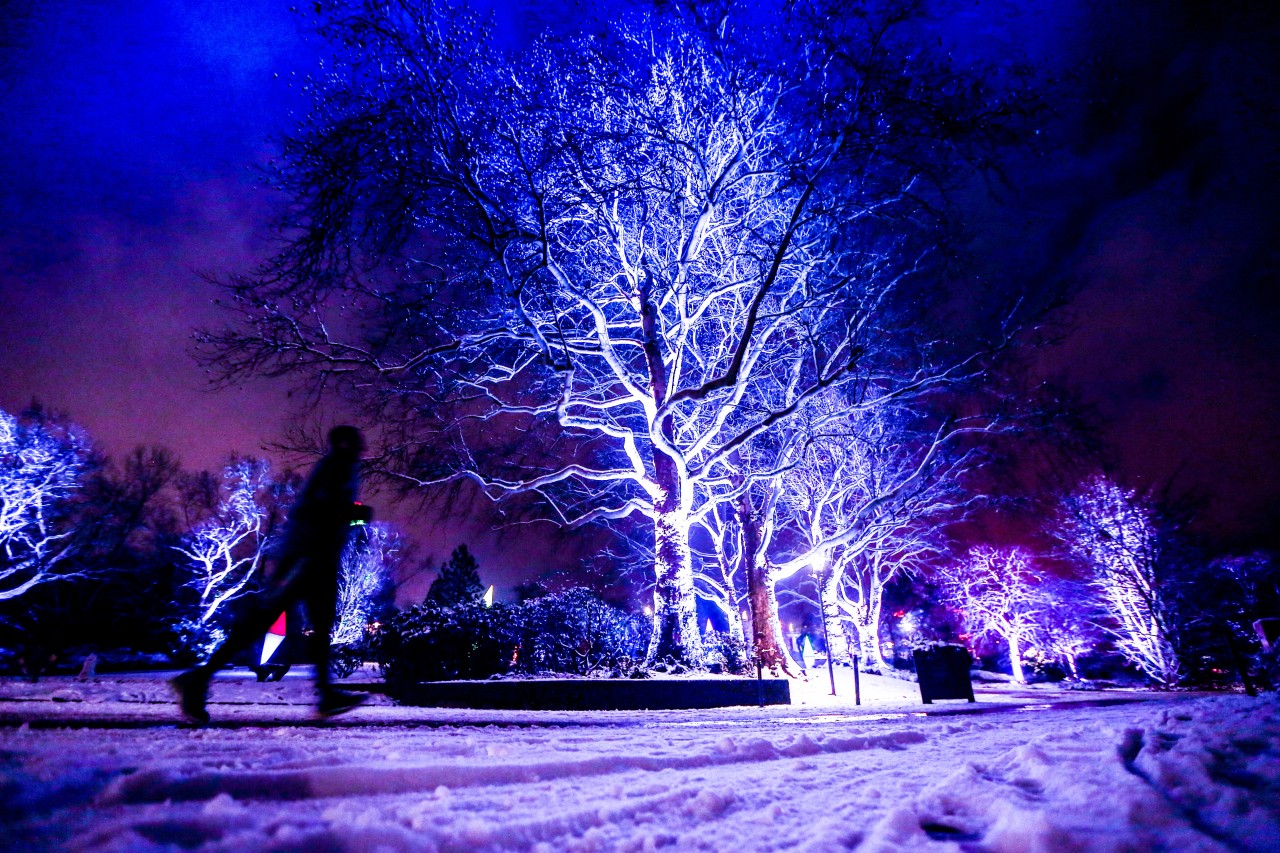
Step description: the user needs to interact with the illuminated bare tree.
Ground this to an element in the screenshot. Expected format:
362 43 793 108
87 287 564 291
172 458 289 656
691 504 749 648
830 525 945 672
333 522 398 646
936 546 1047 683
1059 475 1181 685
0 407 92 602
1032 579 1102 680
204 1 1031 664
770 400 987 672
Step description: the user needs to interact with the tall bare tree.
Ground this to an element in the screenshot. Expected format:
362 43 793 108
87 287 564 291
333 522 399 646
0 406 92 602
770 399 989 672
1059 475 1181 685
172 458 292 657
936 545 1048 684
203 0 1033 664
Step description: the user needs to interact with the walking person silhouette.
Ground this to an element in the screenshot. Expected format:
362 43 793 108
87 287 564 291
172 425 370 722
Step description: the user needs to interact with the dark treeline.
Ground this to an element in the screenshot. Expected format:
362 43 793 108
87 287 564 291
0 403 408 674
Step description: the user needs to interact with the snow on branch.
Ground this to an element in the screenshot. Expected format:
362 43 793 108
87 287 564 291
0 408 92 602
1060 475 1180 685
172 458 290 657
935 546 1049 684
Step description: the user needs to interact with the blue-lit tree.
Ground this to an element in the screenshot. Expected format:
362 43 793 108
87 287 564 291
769 399 989 672
1031 578 1102 681
333 521 399 647
171 458 292 659
204 0 1034 665
1059 475 1181 686
0 406 93 602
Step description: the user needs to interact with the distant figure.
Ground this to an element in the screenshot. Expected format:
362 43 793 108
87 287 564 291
172 425 370 722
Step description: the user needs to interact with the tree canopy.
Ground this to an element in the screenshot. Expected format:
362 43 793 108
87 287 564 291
204 0 1038 664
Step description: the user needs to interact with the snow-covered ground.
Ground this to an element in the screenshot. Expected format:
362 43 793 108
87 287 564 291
1 670 1277 852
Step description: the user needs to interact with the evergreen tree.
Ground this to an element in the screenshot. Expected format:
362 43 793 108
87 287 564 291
426 545 484 606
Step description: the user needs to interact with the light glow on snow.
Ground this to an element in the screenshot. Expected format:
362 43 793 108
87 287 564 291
1 673 1276 852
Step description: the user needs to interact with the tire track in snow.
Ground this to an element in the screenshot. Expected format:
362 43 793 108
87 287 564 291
79 736 919 853
100 729 927 805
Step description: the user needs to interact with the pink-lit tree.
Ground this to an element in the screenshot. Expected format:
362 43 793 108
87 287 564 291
935 545 1048 683
0 407 92 602
1059 475 1181 685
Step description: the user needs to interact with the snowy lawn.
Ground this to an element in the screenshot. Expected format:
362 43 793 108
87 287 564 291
1 671 1277 852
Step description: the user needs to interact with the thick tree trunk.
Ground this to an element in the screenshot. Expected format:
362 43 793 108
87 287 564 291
1008 629 1026 683
841 570 888 673
820 568 854 665
645 455 704 666
639 274 703 668
739 493 797 675
854 613 885 673
746 563 796 674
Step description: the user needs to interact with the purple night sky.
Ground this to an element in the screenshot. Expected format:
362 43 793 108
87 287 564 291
1 0 1277 591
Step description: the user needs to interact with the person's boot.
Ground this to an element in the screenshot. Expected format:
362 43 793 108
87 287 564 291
317 688 368 718
170 670 211 724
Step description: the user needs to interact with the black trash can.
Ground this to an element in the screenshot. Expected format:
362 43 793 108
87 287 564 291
914 645 975 704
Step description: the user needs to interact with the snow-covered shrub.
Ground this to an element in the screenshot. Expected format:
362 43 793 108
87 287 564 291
513 589 649 675
329 644 366 679
1164 551 1278 688
374 590 652 682
374 600 518 683
701 629 751 675
167 619 226 666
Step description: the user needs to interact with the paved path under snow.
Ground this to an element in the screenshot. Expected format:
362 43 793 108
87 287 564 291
1 675 1276 852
